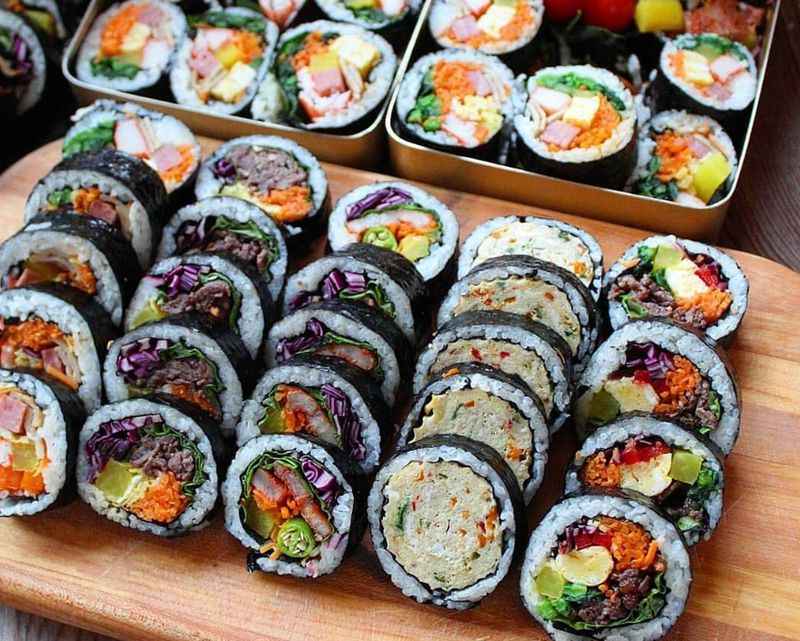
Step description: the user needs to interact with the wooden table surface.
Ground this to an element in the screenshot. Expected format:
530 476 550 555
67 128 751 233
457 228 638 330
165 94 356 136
1 4 798 638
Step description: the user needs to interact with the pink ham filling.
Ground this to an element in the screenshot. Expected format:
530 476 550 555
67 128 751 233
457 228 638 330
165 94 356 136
540 120 580 149
451 14 480 41
0 395 27 435
152 144 183 172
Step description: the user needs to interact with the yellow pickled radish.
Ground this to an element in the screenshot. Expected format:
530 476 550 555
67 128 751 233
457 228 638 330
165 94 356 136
555 545 614 587
635 0 684 33
693 152 732 203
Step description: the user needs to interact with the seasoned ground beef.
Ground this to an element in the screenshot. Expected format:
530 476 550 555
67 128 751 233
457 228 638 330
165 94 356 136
224 146 307 193
130 435 195 481
161 279 233 325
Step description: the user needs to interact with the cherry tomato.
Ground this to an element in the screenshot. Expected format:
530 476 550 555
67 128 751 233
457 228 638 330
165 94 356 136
696 264 721 287
544 0 584 22
582 0 635 31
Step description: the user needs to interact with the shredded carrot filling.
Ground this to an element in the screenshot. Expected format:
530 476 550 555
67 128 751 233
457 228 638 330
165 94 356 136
72 187 103 214
669 51 685 79
654 131 693 181
599 517 658 572
262 185 312 223
462 2 535 46
130 472 188 523
230 30 263 65
160 145 196 184
0 465 45 495
654 355 702 415
291 32 327 71
166 382 218 418
0 318 66 352
433 60 482 116
677 289 733 324
570 94 621 150
100 3 142 58
582 452 621 488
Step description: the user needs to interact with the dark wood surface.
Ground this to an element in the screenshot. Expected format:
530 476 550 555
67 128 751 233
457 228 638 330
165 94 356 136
0 4 797 640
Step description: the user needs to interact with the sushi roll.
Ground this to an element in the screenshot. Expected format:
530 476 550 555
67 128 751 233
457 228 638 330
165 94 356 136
125 253 274 360
0 370 85 517
254 21 397 132
413 311 572 432
282 243 427 344
368 434 526 609
77 397 226 536
428 0 544 61
0 8 46 117
397 362 549 503
396 50 514 157
236 355 389 473
170 9 278 116
573 319 740 455
223 433 365 577
63 100 202 197
514 65 637 188
0 214 140 326
194 135 329 242
24 149 168 269
0 0 67 46
76 0 186 93
630 111 738 208
604 235 748 343
266 300 410 407
458 215 603 300
565 414 725 546
437 255 600 372
219 0 304 30
157 196 288 302
657 34 757 132
0 285 116 413
326 181 459 287
104 315 254 436
314 0 421 32
519 491 691 641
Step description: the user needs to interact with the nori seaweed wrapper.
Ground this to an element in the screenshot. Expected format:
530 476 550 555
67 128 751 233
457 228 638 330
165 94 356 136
24 212 142 314
245 432 368 572
54 149 168 226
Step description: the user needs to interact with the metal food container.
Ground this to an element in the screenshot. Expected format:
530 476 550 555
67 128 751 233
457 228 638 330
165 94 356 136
386 0 781 240
62 0 421 168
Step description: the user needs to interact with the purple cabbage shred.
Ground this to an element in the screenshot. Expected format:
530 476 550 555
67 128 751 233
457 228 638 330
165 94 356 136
300 456 340 507
275 319 326 362
345 187 413 221
146 264 205 297
85 414 163 481
320 383 366 461
116 338 170 383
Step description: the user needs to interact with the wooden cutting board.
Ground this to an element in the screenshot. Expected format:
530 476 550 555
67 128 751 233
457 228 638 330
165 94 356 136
0 140 798 641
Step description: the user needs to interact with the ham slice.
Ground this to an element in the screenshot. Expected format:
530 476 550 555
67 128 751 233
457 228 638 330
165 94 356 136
0 395 28 435
531 86 571 115
463 0 491 16
451 14 480 41
687 136 711 159
442 113 479 147
190 48 221 78
710 54 746 83
142 39 170 70
467 70 492 96
311 67 346 97
152 144 183 173
137 3 163 27
707 82 732 101
87 199 118 225
114 118 149 157
540 120 580 149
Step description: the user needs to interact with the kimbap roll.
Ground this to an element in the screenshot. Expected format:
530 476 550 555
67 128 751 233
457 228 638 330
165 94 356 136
236 355 389 473
77 397 226 536
224 433 365 577
282 243 427 343
104 315 253 435
125 253 274 360
0 0 67 45
170 9 278 116
157 196 288 301
0 214 140 326
565 414 725 546
514 65 637 188
631 111 738 207
76 0 186 93
458 215 603 300
220 0 304 30
326 181 459 285
437 255 600 371
396 50 514 157
413 311 572 432
519 491 691 641
397 363 549 503
266 300 409 406
0 370 85 517
368 435 525 609
314 0 421 31
194 136 329 241
428 0 543 58
574 319 740 455
63 100 202 197
657 33 757 131
0 8 46 117
24 149 168 269
605 235 748 343
0 285 115 412
255 21 397 131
